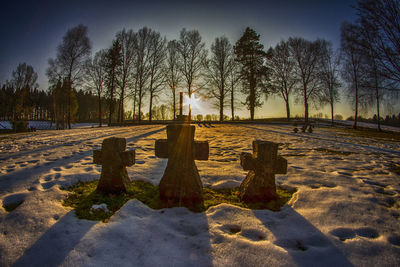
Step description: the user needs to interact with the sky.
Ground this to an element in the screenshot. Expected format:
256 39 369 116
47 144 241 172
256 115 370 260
0 0 359 118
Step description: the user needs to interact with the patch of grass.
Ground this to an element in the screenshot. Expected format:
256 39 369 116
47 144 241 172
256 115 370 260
314 148 353 156
63 180 296 221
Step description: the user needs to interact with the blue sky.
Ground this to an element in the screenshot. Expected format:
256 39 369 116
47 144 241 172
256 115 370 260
0 0 358 118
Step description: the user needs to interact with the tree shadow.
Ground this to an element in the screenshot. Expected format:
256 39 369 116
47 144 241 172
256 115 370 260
12 211 97 267
252 206 354 267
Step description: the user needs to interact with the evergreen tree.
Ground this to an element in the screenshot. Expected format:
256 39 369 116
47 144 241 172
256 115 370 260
105 39 123 125
234 27 267 120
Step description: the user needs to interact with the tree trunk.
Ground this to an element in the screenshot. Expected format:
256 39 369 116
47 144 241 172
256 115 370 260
138 87 142 123
188 85 192 121
149 91 153 122
219 93 224 122
374 65 381 132
67 84 71 129
231 82 235 121
303 82 309 124
250 80 255 121
285 99 291 121
98 94 102 127
172 88 176 121
353 65 359 130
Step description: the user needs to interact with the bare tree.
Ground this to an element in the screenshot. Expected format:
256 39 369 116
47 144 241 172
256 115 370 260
204 36 234 121
46 24 91 129
356 0 400 83
267 40 297 121
147 32 167 122
289 37 326 124
116 29 136 123
133 27 152 122
10 63 38 127
177 28 207 118
165 40 181 120
228 60 241 120
341 22 367 129
320 42 341 125
85 50 107 127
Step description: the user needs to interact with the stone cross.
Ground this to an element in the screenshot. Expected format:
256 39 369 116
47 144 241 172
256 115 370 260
239 140 287 203
93 137 135 194
155 124 209 208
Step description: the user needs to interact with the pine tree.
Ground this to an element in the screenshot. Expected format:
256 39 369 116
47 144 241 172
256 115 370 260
234 27 267 120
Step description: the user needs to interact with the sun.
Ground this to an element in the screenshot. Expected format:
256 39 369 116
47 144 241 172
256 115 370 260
184 94 200 109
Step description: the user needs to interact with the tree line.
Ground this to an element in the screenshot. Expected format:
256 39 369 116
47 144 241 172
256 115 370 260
1 0 399 131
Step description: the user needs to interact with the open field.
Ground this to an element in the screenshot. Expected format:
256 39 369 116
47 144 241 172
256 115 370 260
0 123 399 266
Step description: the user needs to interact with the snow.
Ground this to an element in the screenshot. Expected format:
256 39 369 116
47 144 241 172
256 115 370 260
0 124 399 266
0 121 100 130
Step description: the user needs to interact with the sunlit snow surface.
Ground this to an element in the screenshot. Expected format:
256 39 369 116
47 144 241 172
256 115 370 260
0 124 399 266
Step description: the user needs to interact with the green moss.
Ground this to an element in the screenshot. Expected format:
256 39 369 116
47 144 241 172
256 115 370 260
63 180 296 221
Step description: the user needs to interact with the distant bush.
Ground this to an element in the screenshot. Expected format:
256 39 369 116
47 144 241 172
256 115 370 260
334 114 343 120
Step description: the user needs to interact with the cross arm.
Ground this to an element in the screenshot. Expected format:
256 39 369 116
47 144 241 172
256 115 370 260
155 139 168 158
275 156 287 174
93 149 102 165
155 139 209 160
194 141 209 161
240 152 256 171
121 150 135 167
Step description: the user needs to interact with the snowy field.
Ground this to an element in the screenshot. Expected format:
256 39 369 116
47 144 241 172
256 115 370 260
0 121 99 130
0 124 399 266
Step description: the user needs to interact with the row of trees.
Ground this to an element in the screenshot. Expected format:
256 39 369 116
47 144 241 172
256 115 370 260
2 0 399 131
0 70 108 128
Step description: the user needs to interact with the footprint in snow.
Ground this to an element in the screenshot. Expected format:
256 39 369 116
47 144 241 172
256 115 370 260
388 235 400 247
2 193 27 212
329 228 356 241
240 228 266 241
355 227 379 239
291 166 304 170
52 167 61 172
44 175 53 181
274 239 308 251
41 181 56 190
362 180 386 188
337 171 353 176
330 227 380 241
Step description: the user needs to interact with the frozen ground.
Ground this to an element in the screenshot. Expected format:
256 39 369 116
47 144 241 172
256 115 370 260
0 121 99 130
0 124 399 266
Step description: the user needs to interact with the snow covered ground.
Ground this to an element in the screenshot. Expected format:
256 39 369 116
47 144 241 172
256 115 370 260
0 124 399 266
0 121 99 130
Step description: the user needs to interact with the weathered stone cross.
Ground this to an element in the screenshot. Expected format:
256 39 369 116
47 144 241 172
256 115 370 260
93 137 135 194
155 124 209 207
239 140 287 203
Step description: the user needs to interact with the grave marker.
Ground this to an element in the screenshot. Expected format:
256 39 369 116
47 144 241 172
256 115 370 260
155 124 209 207
239 140 287 203
93 137 135 194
